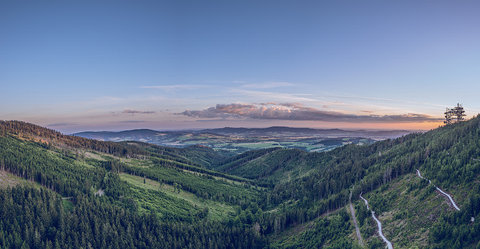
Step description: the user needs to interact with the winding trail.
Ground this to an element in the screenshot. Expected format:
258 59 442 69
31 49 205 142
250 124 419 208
349 191 364 247
416 169 460 211
360 194 393 249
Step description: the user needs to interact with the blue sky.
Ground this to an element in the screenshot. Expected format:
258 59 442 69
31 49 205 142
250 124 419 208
1 0 479 132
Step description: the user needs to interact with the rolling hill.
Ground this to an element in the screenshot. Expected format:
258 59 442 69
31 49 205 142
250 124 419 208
75 127 410 153
1 118 480 248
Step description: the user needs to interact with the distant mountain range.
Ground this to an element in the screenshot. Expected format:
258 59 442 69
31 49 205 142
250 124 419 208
75 126 411 139
2 118 479 248
74 127 412 153
200 126 412 137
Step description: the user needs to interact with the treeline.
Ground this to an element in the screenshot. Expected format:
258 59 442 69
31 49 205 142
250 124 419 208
0 136 105 198
150 157 254 184
121 162 259 205
244 134 418 233
149 144 232 168
0 121 222 166
3 116 480 247
249 116 480 236
140 143 221 169
430 193 480 248
259 116 480 244
0 121 145 158
0 187 265 249
270 209 359 249
267 132 423 205
215 147 282 172
257 190 349 235
219 148 312 183
0 134 257 222
1 121 250 185
419 117 480 188
0 130 266 247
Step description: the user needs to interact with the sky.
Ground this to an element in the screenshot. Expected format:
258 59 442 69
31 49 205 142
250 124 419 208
1 0 479 133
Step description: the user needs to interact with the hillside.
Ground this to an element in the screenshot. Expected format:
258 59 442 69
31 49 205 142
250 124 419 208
263 116 480 248
1 118 480 248
0 121 265 248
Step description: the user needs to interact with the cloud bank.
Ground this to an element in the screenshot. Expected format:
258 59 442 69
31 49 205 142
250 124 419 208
179 103 442 123
122 109 155 114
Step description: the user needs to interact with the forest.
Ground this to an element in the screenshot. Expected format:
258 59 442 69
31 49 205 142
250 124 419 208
1 118 480 248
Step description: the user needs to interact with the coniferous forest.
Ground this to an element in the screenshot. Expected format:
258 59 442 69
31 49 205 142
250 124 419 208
1 118 480 248
3 1 480 248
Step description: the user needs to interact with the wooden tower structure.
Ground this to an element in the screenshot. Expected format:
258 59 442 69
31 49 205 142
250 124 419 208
444 103 466 125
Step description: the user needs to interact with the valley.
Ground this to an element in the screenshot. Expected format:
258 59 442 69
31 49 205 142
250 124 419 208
2 1 478 248
0 118 480 248
75 127 410 154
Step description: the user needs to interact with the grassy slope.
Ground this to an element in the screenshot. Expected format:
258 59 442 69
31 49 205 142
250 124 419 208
121 157 260 203
216 148 321 185
353 171 479 249
0 170 41 189
354 173 452 248
87 147 260 221
119 173 235 221
0 130 259 222
0 170 76 213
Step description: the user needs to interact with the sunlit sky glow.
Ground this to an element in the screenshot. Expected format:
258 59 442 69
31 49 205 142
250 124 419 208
1 1 479 133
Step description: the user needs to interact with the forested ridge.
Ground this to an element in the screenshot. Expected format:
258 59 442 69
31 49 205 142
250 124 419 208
0 121 265 248
1 118 480 248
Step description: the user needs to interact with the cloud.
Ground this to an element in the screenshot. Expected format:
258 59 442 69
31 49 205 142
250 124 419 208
231 89 316 102
179 103 443 123
240 81 294 89
122 109 156 114
140 84 208 90
47 122 78 127
118 120 147 123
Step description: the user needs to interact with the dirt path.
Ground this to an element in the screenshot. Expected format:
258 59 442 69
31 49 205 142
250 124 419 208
360 193 393 249
416 169 460 211
349 191 364 247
